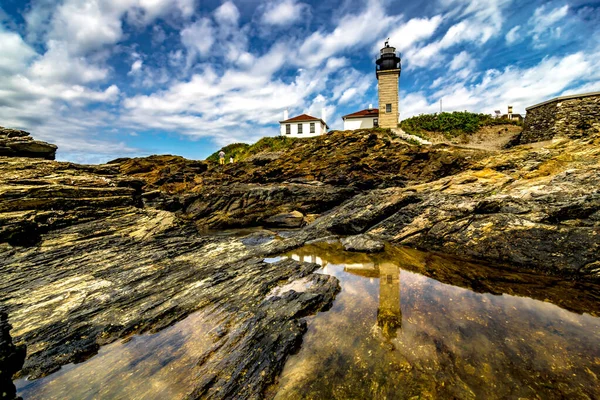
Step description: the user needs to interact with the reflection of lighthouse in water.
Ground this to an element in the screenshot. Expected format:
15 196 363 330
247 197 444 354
286 249 403 338
377 262 402 339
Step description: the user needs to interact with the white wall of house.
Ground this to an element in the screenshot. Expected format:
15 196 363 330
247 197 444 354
343 117 378 130
280 121 327 137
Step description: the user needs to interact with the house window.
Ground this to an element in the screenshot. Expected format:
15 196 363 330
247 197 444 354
373 118 379 127
298 123 303 134
386 104 392 113
285 124 291 134
310 122 315 133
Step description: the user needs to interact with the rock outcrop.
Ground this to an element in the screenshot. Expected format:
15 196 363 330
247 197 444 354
0 157 144 245
306 135 600 279
0 127 57 160
2 124 600 397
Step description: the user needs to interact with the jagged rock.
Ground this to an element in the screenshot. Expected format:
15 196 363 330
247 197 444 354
3 126 600 399
0 127 30 138
341 234 384 253
183 183 354 229
0 127 57 160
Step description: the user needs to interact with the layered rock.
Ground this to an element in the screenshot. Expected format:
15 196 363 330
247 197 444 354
307 135 600 279
0 157 144 245
2 125 600 397
0 127 57 160
115 131 484 230
1 207 338 389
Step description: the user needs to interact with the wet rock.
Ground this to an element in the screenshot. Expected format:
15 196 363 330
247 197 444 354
187 272 339 400
1 208 337 387
265 211 305 228
0 311 26 400
341 234 384 253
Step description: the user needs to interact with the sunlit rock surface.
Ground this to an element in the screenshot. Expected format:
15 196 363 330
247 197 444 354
2 127 600 398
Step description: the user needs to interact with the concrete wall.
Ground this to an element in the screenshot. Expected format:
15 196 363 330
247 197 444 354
377 69 400 129
280 121 327 137
519 92 600 145
343 117 377 130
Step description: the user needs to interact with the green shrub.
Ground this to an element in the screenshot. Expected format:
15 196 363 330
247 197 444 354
207 136 298 162
400 111 521 139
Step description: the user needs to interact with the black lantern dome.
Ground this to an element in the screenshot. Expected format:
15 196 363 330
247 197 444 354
376 40 401 72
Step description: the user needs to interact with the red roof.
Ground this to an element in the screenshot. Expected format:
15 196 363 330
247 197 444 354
342 108 379 119
280 113 329 128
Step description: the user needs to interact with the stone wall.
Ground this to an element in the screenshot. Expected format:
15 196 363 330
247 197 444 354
517 92 600 145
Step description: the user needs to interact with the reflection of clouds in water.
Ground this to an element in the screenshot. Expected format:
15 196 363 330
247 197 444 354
276 244 600 400
16 309 221 400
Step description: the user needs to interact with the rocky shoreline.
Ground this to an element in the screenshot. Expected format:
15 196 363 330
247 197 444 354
1 126 599 398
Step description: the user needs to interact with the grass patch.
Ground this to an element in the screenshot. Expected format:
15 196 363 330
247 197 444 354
207 136 298 162
400 111 522 140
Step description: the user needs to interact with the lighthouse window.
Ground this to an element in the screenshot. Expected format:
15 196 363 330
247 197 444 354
298 123 303 134
310 123 315 133
386 104 392 113
285 124 291 134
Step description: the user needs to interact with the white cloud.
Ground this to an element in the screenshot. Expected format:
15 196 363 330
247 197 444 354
29 41 110 84
0 28 37 73
119 44 368 143
129 59 143 75
298 1 401 68
261 0 308 26
375 15 443 53
529 4 569 45
339 88 358 104
181 18 215 64
403 50 600 118
405 0 511 69
48 0 124 55
505 25 520 44
530 4 569 34
214 1 240 25
449 51 474 71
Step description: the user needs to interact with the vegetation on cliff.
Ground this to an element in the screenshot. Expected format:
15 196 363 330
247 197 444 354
400 111 522 140
207 136 297 162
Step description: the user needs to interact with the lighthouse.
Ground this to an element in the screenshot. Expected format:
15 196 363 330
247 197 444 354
376 40 401 128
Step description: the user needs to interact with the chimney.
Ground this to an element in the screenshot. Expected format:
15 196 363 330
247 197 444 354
321 108 327 123
368 103 373 110
283 109 289 121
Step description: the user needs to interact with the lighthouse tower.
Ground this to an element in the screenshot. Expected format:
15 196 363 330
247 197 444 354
376 40 402 128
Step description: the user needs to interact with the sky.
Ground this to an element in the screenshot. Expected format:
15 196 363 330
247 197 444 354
1 0 599 163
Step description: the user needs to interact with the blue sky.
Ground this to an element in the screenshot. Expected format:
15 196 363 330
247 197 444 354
1 0 599 162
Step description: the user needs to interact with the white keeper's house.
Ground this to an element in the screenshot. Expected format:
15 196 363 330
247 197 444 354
279 109 329 137
342 105 379 130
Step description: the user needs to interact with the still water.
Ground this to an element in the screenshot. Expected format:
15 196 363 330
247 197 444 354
273 243 600 399
14 242 600 399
